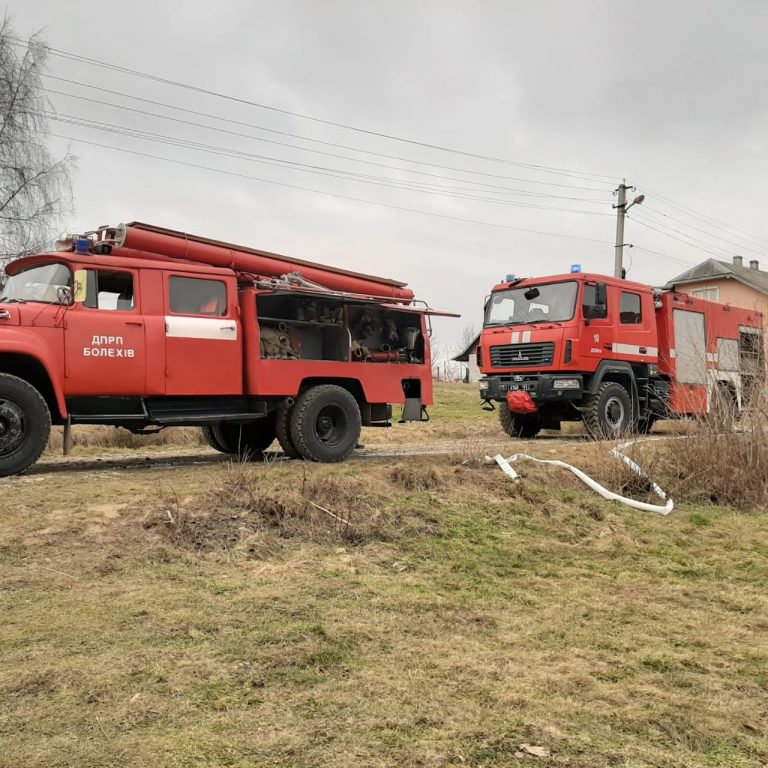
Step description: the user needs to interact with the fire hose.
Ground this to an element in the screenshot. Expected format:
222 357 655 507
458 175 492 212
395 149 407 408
488 436 680 515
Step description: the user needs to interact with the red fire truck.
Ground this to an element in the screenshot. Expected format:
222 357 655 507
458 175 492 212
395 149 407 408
478 270 765 438
0 222 452 476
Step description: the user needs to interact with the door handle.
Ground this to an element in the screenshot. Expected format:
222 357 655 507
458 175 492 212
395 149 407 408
0 310 10 320
221 325 236 331
126 320 143 326
603 343 612 350
639 347 647 354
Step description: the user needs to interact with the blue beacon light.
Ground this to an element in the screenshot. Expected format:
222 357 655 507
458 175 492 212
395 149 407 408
570 264 582 273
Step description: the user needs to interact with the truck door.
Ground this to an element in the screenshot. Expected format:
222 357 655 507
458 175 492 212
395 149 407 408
610 289 657 362
163 273 243 395
578 280 614 362
63 268 147 395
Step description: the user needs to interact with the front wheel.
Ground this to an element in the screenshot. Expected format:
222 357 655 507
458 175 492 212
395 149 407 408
289 385 361 462
583 382 633 439
0 373 51 477
499 407 542 439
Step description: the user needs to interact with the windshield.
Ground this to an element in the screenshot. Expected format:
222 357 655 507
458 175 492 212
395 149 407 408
0 263 72 305
485 281 578 326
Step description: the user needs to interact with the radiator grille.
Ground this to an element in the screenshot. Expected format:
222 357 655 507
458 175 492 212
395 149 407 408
489 342 555 368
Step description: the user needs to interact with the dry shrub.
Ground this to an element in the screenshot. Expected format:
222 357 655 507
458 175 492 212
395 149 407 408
147 461 441 554
389 463 443 491
585 387 768 512
659 389 768 511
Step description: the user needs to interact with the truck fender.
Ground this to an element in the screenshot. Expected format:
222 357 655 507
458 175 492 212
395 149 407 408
0 335 67 419
584 361 637 395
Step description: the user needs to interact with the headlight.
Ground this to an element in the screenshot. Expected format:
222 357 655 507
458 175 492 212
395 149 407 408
553 378 580 390
479 380 490 391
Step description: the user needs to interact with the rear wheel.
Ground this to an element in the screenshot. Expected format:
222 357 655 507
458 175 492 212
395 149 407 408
289 385 361 462
201 425 229 453
583 382 633 439
0 373 51 477
499 406 542 439
275 401 301 458
209 415 276 458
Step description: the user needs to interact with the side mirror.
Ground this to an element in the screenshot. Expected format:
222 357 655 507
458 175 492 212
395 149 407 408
595 283 607 308
56 286 73 305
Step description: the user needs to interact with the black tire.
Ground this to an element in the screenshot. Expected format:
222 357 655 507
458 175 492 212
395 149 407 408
0 373 51 477
274 401 301 458
211 415 276 458
201 425 229 453
289 385 361 462
583 382 633 439
499 406 542 439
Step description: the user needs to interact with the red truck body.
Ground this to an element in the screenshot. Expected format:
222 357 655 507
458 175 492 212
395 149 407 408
0 222 450 475
478 271 765 438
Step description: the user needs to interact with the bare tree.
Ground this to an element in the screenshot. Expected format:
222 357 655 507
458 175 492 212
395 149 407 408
455 323 479 356
0 18 72 264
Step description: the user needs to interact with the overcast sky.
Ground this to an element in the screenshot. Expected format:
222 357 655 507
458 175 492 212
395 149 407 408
12 0 768 351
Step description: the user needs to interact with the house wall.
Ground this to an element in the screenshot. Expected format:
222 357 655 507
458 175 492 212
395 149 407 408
674 278 768 315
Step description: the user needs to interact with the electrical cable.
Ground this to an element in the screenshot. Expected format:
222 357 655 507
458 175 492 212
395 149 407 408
42 83 610 203
39 112 613 216
41 74 614 193
49 131 614 245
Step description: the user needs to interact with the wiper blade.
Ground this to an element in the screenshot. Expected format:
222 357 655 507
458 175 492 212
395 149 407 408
1 298 25 304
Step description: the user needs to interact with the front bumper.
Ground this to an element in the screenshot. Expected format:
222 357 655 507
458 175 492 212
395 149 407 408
480 373 584 408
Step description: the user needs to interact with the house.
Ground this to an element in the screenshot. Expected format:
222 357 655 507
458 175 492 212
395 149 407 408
666 255 768 315
452 334 481 383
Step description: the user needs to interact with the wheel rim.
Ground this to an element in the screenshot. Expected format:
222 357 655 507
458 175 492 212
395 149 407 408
0 399 26 456
604 396 625 431
315 404 347 447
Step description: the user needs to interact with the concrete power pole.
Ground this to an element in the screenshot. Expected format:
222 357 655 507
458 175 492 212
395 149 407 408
613 181 645 278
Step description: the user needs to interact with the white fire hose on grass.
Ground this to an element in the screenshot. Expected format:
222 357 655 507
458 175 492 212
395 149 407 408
488 436 678 515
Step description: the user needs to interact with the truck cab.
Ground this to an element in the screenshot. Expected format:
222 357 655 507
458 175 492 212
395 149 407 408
478 272 662 438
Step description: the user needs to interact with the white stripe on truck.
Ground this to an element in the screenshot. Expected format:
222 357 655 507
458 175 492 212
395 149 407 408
611 343 658 356
165 316 238 341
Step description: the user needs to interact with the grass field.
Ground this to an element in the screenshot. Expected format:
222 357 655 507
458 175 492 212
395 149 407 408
1 383 767 767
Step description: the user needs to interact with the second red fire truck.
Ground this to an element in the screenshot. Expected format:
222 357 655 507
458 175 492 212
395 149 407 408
478 270 765 438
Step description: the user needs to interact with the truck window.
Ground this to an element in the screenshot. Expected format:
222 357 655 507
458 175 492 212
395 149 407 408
620 292 642 324
582 283 608 320
84 270 134 310
170 276 227 316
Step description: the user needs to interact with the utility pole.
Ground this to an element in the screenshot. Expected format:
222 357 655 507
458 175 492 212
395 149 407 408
613 181 645 278
613 181 628 279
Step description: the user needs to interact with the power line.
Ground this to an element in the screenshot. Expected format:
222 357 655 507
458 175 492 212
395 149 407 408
631 210 734 259
630 245 700 269
40 112 614 217
1 35 619 183
640 204 768 259
628 215 732 260
43 74 614 194
41 86 609 204
49 132 614 245
636 185 768 250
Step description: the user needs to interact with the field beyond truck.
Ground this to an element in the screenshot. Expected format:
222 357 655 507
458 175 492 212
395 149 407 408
1 383 767 768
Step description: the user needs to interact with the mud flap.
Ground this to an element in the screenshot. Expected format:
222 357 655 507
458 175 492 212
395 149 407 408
400 398 428 422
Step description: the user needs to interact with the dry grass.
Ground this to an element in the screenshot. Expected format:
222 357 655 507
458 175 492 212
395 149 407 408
46 425 205 453
1 383 768 767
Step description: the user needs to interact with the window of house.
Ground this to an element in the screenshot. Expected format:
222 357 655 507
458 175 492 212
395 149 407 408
692 287 720 302
84 270 135 310
620 291 642 324
169 276 227 316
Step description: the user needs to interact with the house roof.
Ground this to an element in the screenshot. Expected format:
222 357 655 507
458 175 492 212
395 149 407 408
452 333 480 362
666 258 768 294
